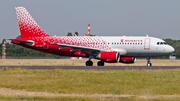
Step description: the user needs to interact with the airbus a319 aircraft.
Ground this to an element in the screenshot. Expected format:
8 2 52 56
10 7 175 66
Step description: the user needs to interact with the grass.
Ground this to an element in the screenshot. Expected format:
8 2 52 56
0 96 158 101
0 96 179 101
0 68 180 100
0 97 179 101
0 59 180 66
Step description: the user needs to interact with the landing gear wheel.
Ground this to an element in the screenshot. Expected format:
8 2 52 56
97 61 104 66
86 61 93 66
147 63 152 66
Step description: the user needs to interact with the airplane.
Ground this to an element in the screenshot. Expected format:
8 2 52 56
10 6 175 66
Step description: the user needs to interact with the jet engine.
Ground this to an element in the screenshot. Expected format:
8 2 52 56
119 56 136 64
96 52 120 63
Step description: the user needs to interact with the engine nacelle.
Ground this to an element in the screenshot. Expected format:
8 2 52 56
96 52 120 63
119 56 136 64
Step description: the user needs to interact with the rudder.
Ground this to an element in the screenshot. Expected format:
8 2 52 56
15 7 49 38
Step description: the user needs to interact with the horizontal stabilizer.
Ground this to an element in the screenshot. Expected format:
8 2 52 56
9 39 34 46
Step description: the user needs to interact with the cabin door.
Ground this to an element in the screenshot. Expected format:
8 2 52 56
144 38 150 50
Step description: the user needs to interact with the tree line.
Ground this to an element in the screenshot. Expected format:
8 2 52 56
1 43 60 59
164 38 180 58
0 38 179 59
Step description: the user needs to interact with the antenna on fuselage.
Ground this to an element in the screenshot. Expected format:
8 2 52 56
146 34 149 37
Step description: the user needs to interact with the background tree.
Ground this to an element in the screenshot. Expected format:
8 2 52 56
164 39 180 58
74 32 78 36
67 32 72 36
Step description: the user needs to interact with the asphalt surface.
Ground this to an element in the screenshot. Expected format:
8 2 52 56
0 66 180 70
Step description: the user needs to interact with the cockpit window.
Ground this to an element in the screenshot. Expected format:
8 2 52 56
157 42 168 45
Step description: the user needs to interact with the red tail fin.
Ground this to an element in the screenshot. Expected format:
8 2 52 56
15 7 49 38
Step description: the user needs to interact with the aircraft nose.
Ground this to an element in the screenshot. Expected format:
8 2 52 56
168 46 175 53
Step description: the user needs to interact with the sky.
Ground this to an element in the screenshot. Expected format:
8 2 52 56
0 0 180 41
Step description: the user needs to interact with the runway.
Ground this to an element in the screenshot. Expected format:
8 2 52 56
0 66 180 70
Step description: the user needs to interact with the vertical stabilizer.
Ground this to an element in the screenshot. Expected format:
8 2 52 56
15 7 49 38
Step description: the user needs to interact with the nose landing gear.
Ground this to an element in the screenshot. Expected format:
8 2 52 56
147 57 152 66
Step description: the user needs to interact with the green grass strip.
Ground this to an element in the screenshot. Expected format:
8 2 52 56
0 68 180 101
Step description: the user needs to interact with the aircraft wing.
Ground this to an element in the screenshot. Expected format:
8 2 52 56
57 43 101 50
55 43 106 54
55 43 128 55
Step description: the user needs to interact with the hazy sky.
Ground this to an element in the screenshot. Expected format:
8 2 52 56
0 0 180 41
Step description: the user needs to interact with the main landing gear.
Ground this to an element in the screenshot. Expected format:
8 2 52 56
85 60 105 66
85 54 105 66
86 60 93 66
86 55 94 66
85 55 105 66
147 57 152 66
97 61 104 66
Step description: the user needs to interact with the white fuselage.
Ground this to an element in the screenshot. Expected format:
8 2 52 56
31 35 174 57
99 36 174 57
